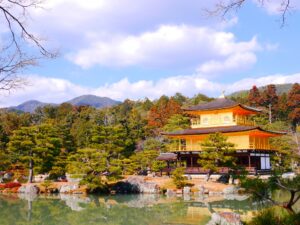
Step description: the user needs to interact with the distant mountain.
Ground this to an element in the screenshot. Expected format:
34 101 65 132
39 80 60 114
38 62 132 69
229 83 294 99
8 100 55 113
5 95 121 113
65 95 121 108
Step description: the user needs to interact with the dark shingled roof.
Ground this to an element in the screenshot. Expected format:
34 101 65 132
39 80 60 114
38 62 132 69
164 125 286 136
184 98 261 112
156 153 177 161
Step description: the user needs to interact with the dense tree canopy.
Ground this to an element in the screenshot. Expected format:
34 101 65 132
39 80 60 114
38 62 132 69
0 84 299 188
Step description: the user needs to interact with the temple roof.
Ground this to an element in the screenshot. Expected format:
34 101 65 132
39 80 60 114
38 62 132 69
184 98 261 113
156 153 177 161
164 125 286 136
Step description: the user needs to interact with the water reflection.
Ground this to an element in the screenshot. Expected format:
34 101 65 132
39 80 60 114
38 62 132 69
0 193 264 225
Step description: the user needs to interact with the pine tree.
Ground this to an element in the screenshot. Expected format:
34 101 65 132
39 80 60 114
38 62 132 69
8 124 62 183
163 114 190 132
198 133 236 180
90 124 128 178
67 148 107 191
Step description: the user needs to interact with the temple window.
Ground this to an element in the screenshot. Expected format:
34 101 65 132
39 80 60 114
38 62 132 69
223 115 231 124
202 117 209 125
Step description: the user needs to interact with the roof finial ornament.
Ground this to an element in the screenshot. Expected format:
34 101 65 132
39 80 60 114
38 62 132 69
219 90 226 99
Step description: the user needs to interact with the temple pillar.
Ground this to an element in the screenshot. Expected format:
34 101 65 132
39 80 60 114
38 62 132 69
248 154 251 168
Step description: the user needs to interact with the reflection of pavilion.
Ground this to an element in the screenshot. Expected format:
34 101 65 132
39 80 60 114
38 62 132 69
159 97 285 174
186 199 266 224
0 194 264 224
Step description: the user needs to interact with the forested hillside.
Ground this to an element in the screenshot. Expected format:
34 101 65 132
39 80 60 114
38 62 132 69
0 83 299 191
230 83 293 101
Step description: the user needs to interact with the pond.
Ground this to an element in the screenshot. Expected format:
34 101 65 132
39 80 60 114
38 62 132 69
0 193 267 225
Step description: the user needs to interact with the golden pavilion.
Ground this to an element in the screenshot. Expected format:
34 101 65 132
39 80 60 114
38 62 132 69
159 95 285 174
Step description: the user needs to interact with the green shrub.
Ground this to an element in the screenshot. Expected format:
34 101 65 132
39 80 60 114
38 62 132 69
248 207 300 225
80 175 109 193
152 161 166 176
41 180 53 189
171 167 187 189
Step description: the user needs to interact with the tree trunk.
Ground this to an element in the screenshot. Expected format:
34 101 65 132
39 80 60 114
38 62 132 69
206 170 212 181
284 191 296 214
27 200 32 222
28 158 34 183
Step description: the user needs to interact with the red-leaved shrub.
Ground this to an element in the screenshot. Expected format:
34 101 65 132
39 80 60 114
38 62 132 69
2 182 21 189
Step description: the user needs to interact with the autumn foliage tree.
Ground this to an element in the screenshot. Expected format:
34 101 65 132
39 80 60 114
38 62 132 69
148 96 182 128
277 92 289 121
261 84 279 122
248 85 262 107
262 84 279 108
287 83 300 130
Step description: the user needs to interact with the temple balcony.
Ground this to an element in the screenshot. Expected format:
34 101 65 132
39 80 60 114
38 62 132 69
190 115 255 128
167 143 201 152
168 138 272 152
233 116 256 126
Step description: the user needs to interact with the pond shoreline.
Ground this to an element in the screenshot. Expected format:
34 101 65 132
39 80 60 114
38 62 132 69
0 175 238 196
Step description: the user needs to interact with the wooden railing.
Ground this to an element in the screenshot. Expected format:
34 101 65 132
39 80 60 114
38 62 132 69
191 116 256 127
249 137 270 150
160 166 266 175
233 117 256 126
168 144 201 151
191 118 201 126
185 167 230 174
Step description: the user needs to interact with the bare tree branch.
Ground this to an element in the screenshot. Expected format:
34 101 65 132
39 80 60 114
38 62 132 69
205 0 293 27
0 0 57 92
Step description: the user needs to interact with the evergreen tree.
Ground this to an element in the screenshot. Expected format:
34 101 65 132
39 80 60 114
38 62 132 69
90 124 128 178
189 93 213 106
198 133 236 180
152 160 167 176
172 92 187 105
163 114 190 132
130 138 165 174
8 127 36 182
67 148 107 191
8 124 62 182
70 106 95 147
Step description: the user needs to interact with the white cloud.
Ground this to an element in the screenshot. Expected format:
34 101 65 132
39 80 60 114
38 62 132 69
1 73 299 108
94 76 221 100
28 0 221 48
68 25 260 73
226 73 300 93
23 0 254 74
197 52 257 74
0 75 91 107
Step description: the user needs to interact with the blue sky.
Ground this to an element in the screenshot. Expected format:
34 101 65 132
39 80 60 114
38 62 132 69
1 0 300 107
